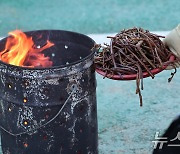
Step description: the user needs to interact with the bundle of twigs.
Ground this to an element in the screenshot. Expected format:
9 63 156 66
95 27 176 106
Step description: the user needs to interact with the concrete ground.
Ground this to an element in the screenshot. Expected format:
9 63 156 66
96 69 180 154
0 0 180 153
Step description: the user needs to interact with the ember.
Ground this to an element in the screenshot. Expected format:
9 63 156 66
95 27 176 106
0 30 54 68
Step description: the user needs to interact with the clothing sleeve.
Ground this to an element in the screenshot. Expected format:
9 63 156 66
163 24 180 57
163 24 180 69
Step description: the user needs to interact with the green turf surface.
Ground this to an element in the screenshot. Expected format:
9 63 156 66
0 0 180 36
0 1 180 154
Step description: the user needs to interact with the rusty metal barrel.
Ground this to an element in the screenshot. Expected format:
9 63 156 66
0 30 98 154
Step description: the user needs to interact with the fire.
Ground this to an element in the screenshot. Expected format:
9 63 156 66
0 30 54 68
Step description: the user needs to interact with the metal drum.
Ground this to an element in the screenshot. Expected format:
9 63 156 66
0 30 98 154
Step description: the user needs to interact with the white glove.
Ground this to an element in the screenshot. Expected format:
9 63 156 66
163 24 180 69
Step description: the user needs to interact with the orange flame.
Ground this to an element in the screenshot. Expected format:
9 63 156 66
0 30 54 68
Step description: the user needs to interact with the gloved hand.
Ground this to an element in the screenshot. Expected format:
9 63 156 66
163 24 180 69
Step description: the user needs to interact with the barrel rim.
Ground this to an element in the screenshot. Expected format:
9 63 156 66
0 29 97 70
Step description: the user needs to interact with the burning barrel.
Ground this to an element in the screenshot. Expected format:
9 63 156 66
0 30 98 154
